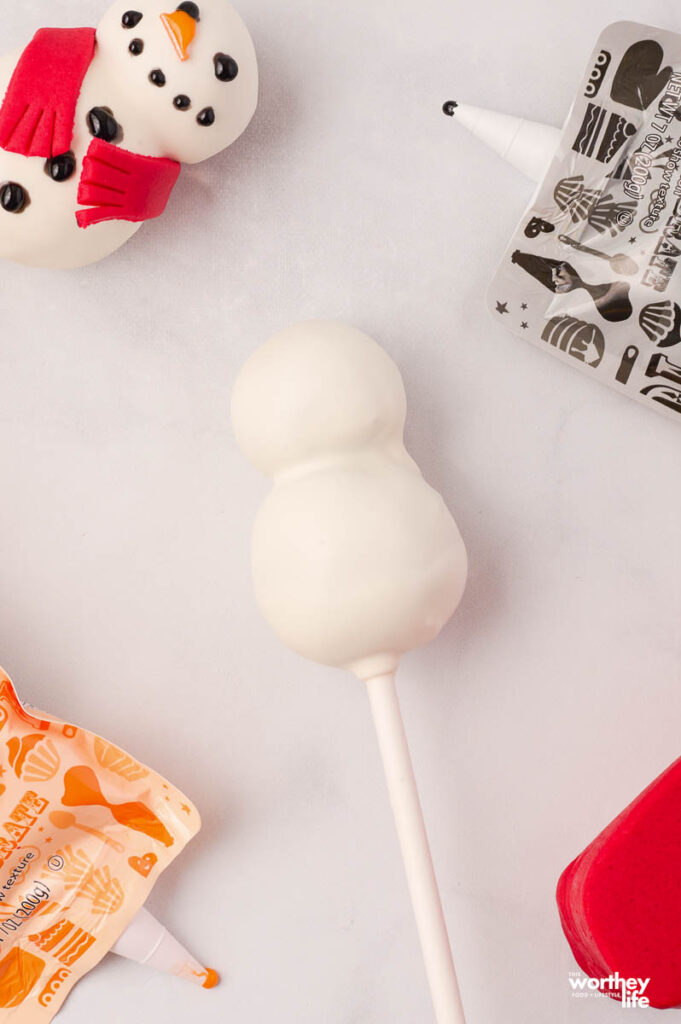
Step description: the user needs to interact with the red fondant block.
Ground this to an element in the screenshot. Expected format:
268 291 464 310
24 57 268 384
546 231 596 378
557 757 681 1009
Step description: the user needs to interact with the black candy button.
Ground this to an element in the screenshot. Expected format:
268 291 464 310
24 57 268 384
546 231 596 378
214 53 238 81
173 94 191 110
121 10 143 27
197 106 215 126
1 182 27 213
87 107 120 143
45 152 76 182
149 69 166 87
128 38 144 55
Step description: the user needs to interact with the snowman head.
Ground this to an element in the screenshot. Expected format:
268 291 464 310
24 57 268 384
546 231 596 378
231 321 409 478
96 0 258 164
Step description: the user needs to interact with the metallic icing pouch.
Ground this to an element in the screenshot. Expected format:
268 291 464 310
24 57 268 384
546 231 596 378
486 21 681 422
0 669 204 1020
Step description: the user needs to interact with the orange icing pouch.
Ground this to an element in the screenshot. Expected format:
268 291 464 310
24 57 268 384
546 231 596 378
0 669 202 1019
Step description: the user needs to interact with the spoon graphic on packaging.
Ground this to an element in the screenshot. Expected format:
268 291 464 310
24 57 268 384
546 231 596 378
558 235 639 276
49 810 126 852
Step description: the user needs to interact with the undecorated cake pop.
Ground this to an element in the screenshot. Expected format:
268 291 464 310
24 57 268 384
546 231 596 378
232 320 469 1024
0 0 257 268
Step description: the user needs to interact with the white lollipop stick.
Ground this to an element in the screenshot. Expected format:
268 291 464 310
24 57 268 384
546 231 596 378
367 673 466 1024
443 101 560 182
111 906 219 989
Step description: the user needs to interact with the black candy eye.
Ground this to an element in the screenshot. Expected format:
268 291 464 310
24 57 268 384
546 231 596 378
45 151 76 182
122 10 143 27
87 107 120 143
176 2 200 19
149 69 166 86
1 182 28 213
214 53 238 81
197 106 215 126
173 94 191 110
129 38 144 55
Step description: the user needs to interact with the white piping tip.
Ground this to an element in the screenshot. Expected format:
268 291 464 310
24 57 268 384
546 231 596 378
111 907 219 989
444 101 561 183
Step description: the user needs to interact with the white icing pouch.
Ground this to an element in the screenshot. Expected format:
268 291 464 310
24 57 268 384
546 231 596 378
489 21 681 423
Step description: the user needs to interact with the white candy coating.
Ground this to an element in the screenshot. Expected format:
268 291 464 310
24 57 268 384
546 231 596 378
0 0 257 268
232 321 468 681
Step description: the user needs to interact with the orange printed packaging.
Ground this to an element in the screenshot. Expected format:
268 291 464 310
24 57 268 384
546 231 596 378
0 669 212 1020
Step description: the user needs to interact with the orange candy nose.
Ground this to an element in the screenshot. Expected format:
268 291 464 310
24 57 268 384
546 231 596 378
160 10 197 61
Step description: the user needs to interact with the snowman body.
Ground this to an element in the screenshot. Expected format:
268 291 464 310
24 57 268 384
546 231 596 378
232 321 468 681
0 0 257 269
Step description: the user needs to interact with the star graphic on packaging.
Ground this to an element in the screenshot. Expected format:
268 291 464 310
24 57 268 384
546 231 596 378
521 302 528 310
629 237 637 245
521 321 529 330
496 301 509 315
181 804 191 815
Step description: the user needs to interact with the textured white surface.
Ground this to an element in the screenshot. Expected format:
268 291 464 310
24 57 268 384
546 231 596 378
0 0 679 1021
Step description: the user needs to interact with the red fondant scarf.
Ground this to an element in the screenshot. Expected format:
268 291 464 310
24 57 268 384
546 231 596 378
0 27 95 158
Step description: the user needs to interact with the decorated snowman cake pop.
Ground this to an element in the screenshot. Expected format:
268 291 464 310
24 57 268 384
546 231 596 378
233 321 469 1024
0 0 257 268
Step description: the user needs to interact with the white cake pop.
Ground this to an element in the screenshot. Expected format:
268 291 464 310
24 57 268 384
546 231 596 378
233 321 469 1024
231 319 468 681
0 0 257 268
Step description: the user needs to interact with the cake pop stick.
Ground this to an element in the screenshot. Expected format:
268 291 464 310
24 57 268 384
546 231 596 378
232 320 469 1024
443 101 560 182
367 673 466 1024
112 906 219 988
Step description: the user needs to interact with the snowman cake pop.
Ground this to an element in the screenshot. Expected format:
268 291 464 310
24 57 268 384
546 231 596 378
0 0 257 268
233 321 469 1024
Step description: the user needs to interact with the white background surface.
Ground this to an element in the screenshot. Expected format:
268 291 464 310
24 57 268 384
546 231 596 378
0 0 680 1021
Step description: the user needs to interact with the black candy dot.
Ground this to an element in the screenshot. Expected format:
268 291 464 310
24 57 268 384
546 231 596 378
176 2 200 20
129 38 144 55
122 10 143 28
1 182 27 213
87 107 120 143
173 94 191 110
149 69 166 87
197 106 215 126
214 53 238 82
45 152 76 182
